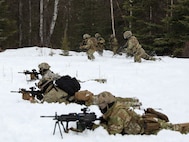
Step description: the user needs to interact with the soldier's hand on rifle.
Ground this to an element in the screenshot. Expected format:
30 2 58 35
20 90 36 103
21 91 32 101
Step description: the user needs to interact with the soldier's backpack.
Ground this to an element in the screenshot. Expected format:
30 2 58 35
142 108 169 134
55 75 81 99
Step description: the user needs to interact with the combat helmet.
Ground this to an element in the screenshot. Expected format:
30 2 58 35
96 91 116 113
38 62 50 70
123 31 132 39
83 34 91 39
38 62 50 75
95 33 101 38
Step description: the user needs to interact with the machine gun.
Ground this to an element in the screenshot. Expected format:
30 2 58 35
11 87 43 101
40 107 100 138
18 69 40 81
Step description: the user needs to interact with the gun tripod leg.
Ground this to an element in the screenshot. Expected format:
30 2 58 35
53 121 63 139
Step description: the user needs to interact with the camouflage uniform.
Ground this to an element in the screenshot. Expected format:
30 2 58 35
109 34 119 55
75 91 189 135
37 62 71 104
37 79 70 104
80 34 98 60
74 90 141 109
123 31 156 63
95 33 105 56
38 62 61 80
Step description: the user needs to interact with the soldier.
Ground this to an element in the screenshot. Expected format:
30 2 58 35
109 34 120 55
38 62 61 80
37 79 71 104
79 34 98 60
95 33 105 56
75 91 189 135
75 90 142 110
123 31 156 63
36 63 80 103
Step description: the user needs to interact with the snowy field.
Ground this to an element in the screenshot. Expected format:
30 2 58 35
0 47 189 142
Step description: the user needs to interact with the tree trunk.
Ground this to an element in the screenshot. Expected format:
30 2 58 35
110 0 115 36
39 0 44 46
170 0 174 17
28 0 31 45
129 0 133 29
47 0 60 47
19 0 23 47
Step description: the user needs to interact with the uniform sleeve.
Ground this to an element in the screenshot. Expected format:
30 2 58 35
107 109 130 135
43 70 60 80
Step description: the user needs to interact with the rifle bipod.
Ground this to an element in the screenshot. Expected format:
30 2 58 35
53 120 67 139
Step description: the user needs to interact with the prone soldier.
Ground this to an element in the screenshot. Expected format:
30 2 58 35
74 91 189 135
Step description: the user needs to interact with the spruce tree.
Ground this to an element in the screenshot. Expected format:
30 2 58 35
0 0 16 48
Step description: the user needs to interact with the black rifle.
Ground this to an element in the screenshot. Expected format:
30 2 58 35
11 87 43 100
114 46 125 56
18 69 40 80
40 107 100 139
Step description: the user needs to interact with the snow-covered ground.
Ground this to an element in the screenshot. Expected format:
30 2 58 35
0 47 189 142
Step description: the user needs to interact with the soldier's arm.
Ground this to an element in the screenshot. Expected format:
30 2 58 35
106 110 126 135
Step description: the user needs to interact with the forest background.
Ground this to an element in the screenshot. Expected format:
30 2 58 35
1 0 189 57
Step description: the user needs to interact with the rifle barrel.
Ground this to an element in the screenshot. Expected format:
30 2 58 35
40 116 55 118
10 91 20 93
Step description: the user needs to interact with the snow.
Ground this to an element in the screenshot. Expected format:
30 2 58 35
0 46 189 142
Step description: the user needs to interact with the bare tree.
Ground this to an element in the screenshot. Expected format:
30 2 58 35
129 0 133 29
47 0 60 46
29 0 31 45
110 0 115 36
39 0 44 46
19 0 23 47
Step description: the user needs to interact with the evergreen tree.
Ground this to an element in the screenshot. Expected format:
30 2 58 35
122 0 164 54
0 0 16 48
161 0 189 57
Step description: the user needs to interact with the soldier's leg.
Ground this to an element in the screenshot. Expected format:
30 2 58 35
97 45 104 56
87 50 95 60
172 123 189 134
141 53 156 61
116 97 142 108
158 120 189 134
134 54 141 63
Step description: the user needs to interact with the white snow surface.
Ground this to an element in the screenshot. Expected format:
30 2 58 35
0 47 189 142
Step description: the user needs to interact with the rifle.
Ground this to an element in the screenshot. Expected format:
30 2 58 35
78 78 107 84
18 69 40 81
40 107 100 139
114 46 125 56
11 87 43 101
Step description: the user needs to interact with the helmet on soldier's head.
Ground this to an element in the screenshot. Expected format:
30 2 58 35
83 34 91 39
97 91 116 111
38 62 50 70
95 33 101 38
123 31 132 39
38 62 50 75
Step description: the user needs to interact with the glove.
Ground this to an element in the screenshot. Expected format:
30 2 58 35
22 92 32 100
74 90 94 104
99 116 108 124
